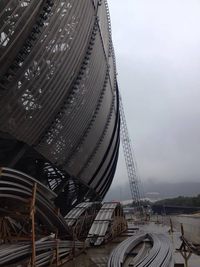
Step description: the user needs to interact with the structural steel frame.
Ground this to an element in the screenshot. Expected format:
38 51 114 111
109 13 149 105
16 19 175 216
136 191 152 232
0 0 120 214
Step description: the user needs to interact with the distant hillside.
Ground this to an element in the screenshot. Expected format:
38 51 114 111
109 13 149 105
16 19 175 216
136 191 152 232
105 180 200 201
155 195 200 207
144 180 200 199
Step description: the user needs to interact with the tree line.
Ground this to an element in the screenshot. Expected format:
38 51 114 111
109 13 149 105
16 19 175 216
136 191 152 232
155 195 200 207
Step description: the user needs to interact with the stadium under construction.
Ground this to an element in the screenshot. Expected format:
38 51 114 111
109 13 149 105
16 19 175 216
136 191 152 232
0 1 200 266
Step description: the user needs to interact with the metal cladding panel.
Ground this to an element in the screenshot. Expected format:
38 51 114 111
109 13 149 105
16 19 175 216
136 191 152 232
36 31 107 165
97 0 111 58
0 1 43 75
0 0 95 145
108 52 117 92
87 202 119 245
92 123 118 191
79 104 116 185
65 81 113 177
92 0 99 8
101 141 119 199
95 111 120 198
98 141 119 197
0 0 120 204
65 202 93 226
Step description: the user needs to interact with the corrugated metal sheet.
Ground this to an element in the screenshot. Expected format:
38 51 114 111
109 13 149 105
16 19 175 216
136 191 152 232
65 202 93 226
0 0 120 206
0 167 70 234
87 202 118 246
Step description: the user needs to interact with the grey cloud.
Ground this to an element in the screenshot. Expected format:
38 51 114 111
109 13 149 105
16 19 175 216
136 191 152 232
107 0 200 191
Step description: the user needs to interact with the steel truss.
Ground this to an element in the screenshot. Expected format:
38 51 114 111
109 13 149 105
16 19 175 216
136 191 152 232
119 94 141 208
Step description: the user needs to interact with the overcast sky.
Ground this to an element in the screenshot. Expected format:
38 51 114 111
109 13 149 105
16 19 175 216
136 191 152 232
108 0 200 187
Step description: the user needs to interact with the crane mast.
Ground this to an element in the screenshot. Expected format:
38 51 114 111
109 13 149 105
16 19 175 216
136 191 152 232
119 94 141 208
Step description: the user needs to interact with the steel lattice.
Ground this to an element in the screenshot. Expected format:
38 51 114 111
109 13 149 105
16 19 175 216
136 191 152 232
119 94 141 207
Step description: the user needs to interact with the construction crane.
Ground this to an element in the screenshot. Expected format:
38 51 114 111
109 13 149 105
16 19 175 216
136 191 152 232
119 93 141 209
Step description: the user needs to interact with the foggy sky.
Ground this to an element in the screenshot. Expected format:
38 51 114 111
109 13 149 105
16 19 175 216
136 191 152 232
108 0 200 188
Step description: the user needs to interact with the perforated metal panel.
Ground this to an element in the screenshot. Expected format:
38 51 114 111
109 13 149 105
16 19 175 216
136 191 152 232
0 0 120 211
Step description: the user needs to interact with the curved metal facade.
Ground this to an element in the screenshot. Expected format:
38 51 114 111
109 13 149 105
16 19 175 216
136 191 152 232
0 0 120 214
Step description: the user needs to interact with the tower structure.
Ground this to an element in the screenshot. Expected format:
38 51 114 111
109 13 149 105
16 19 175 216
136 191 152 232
119 94 141 208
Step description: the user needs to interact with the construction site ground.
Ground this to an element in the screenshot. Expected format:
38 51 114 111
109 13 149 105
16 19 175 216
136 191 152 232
63 215 200 267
